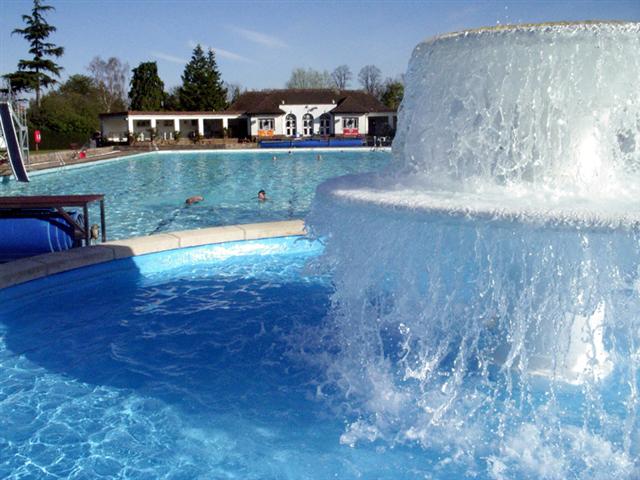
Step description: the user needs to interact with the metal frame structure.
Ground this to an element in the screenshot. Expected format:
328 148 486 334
0 195 107 245
0 79 29 168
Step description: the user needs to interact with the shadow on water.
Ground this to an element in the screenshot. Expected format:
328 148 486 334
0 243 447 478
0 253 332 419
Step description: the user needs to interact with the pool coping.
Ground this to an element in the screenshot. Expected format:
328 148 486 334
0 219 306 290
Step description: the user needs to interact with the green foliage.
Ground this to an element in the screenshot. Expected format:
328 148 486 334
4 0 64 106
178 45 227 111
380 80 404 110
129 62 165 110
163 86 181 111
28 74 102 149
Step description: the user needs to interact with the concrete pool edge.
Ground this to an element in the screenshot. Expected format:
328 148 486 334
0 219 306 289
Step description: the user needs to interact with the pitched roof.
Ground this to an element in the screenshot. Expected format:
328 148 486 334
228 89 394 115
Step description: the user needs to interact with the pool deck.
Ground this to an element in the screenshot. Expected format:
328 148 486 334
0 219 306 289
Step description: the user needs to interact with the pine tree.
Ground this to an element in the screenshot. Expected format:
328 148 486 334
128 62 165 110
178 45 227 111
4 0 64 107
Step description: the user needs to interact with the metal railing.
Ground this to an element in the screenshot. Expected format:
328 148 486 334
0 79 30 166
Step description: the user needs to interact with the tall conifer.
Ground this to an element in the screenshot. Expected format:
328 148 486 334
4 0 64 106
178 45 227 111
128 62 165 110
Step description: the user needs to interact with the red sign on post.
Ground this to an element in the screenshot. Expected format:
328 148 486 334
343 128 359 137
34 130 42 144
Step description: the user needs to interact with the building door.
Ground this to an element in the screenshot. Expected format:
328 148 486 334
228 118 249 139
319 114 331 136
302 113 314 136
285 114 297 137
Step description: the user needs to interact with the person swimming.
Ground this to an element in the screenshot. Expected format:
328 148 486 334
185 195 203 205
258 190 267 202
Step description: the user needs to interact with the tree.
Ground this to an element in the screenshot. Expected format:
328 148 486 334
27 74 103 149
4 0 64 107
380 79 404 110
129 62 165 110
331 65 352 90
163 86 181 111
224 82 243 105
358 65 382 96
178 44 227 111
88 56 129 112
285 68 332 89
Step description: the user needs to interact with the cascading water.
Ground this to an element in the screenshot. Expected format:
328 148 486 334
305 22 640 479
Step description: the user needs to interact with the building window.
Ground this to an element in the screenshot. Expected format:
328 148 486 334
136 120 151 127
285 114 297 137
343 117 359 129
163 120 173 127
319 114 331 135
191 120 198 126
302 113 314 136
259 118 274 130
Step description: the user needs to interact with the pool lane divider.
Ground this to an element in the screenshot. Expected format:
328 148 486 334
0 219 306 289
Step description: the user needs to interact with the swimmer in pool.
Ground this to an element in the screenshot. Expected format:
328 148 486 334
258 190 267 202
185 195 203 205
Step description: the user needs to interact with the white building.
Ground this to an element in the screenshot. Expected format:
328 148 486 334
99 110 246 142
230 89 397 139
99 89 396 142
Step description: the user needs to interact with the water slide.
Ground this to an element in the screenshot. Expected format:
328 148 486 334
0 102 29 182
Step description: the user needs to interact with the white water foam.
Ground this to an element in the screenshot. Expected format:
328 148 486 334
305 22 640 478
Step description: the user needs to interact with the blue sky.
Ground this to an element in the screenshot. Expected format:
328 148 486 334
1 0 639 92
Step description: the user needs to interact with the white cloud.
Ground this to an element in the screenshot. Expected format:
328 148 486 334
230 26 288 49
187 40 253 63
152 52 188 64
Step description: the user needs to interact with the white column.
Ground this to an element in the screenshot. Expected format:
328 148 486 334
222 117 229 129
150 118 157 129
173 118 180 132
197 118 204 136
388 114 394 129
127 116 134 135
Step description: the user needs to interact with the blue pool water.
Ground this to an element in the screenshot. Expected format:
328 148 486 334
1 237 636 478
0 150 388 239
0 238 438 479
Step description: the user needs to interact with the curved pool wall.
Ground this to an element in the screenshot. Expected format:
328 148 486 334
306 22 640 479
0 219 305 289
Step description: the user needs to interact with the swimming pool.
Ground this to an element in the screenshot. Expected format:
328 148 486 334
0 237 442 479
0 150 389 239
4 232 634 479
